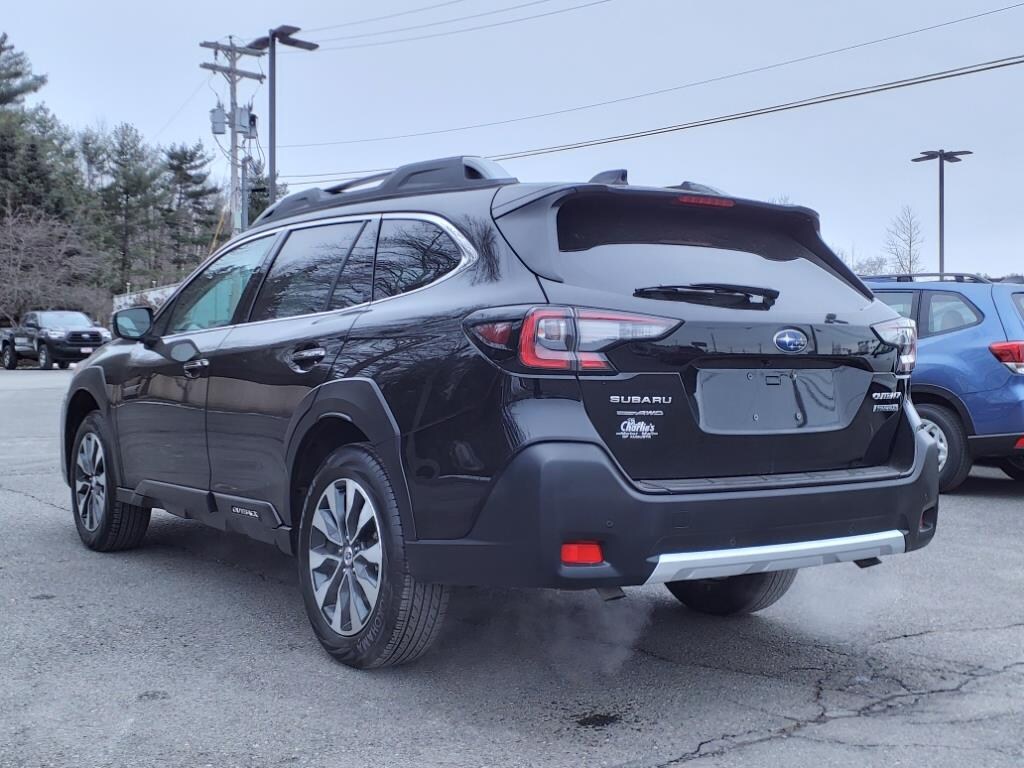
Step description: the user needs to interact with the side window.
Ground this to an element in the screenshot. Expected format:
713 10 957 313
875 291 915 320
372 219 462 300
329 219 378 310
1013 293 1024 321
165 236 274 335
250 222 364 321
925 292 981 336
23 313 36 328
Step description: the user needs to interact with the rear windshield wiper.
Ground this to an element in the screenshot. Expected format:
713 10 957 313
633 283 779 310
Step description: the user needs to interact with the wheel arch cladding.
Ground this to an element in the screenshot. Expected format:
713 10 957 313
911 384 975 435
63 368 113 486
285 377 415 548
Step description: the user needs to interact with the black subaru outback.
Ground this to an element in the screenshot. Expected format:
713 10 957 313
61 156 938 668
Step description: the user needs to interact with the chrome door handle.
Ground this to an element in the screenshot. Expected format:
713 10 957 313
290 347 326 364
182 358 210 379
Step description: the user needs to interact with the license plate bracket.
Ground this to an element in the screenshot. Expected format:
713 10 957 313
696 368 841 434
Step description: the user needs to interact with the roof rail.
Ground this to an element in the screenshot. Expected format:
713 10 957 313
863 272 991 284
252 155 517 226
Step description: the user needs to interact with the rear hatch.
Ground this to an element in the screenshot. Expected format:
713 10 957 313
493 187 907 482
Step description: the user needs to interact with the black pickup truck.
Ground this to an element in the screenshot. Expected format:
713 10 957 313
1 310 111 370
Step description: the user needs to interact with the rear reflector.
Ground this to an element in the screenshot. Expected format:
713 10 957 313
990 342 1024 374
561 541 604 565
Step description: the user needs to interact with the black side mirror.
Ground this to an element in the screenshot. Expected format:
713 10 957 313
113 307 154 341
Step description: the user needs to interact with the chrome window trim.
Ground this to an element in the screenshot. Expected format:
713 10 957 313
644 530 907 584
151 212 479 336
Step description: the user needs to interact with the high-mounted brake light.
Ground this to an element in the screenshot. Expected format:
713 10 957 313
519 307 678 373
990 341 1024 374
872 317 917 374
675 194 735 208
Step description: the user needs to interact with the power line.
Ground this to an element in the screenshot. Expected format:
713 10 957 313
280 53 1024 183
279 1 1024 149
153 76 211 139
313 0 559 43
300 0 615 52
303 0 476 34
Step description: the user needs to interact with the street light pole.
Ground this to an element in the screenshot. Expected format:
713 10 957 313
249 25 318 204
912 149 972 274
268 36 277 203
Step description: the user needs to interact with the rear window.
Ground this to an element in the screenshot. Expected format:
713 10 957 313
875 291 915 319
553 195 865 310
1014 293 1024 319
924 292 981 336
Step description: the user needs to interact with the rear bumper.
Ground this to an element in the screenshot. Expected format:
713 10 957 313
406 428 938 589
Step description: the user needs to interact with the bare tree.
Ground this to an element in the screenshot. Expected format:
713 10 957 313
854 254 889 276
884 206 924 274
0 207 106 325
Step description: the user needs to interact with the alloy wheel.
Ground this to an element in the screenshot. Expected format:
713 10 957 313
308 478 383 637
74 432 106 532
920 418 949 470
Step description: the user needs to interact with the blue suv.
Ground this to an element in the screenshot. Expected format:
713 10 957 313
864 273 1024 491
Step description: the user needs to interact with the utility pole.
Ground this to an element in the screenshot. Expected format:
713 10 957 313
248 26 318 203
911 149 972 274
200 39 264 234
240 154 250 230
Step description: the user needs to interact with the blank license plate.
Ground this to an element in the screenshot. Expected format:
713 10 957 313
80 347 93 354
697 368 840 434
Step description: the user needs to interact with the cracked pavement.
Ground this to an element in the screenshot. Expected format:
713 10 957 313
1 370 1022 767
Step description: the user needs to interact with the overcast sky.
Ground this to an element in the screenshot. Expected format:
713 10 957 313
6 0 1023 274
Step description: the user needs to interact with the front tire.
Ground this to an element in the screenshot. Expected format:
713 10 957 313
916 403 971 492
71 412 150 551
1 344 16 370
297 445 449 668
37 344 52 370
58 361 70 370
666 570 797 616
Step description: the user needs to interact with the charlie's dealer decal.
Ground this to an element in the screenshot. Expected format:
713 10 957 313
617 418 658 440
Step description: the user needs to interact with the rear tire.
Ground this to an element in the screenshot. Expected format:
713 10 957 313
916 403 971 492
71 412 150 551
297 445 449 668
1 344 15 370
997 456 1024 481
37 344 52 370
666 570 797 616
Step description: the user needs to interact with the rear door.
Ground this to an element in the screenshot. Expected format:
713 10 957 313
205 217 378 521
16 313 38 355
498 191 906 481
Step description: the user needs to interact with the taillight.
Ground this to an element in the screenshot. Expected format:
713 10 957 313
872 317 917 374
520 307 677 373
990 342 1024 374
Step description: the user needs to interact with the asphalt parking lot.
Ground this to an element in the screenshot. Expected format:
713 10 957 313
1 369 1022 768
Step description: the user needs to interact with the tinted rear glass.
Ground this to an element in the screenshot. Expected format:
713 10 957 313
554 196 865 309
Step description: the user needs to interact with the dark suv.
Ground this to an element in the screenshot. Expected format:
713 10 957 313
61 156 938 668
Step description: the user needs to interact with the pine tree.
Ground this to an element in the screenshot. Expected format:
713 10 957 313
0 33 47 107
